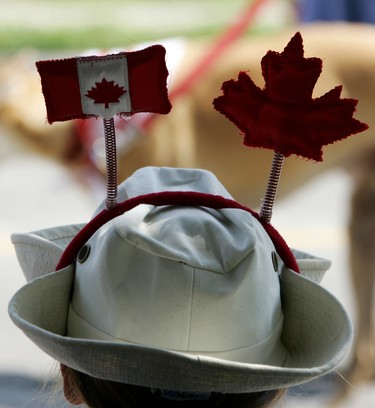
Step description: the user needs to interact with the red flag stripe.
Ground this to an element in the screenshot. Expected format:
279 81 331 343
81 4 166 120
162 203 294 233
37 58 84 123
127 46 171 114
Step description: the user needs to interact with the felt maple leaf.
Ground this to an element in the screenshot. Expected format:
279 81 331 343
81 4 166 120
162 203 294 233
85 78 126 109
213 32 368 161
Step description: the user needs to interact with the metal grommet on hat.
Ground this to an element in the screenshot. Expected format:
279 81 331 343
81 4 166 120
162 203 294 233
77 244 91 263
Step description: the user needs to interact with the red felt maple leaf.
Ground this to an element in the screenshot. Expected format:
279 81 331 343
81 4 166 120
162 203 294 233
213 32 368 161
85 78 126 108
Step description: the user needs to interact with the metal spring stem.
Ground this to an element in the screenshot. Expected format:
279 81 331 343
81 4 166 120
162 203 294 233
259 152 285 223
103 117 118 209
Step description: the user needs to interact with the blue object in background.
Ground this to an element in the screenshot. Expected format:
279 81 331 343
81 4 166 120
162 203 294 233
297 0 375 23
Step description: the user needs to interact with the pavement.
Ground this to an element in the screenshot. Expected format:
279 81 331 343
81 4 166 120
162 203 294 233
1 152 375 407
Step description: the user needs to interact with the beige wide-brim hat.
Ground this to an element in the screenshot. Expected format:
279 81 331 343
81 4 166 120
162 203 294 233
9 167 352 393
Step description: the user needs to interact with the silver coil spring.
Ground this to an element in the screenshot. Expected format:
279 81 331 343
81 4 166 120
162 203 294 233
259 152 284 223
103 117 118 209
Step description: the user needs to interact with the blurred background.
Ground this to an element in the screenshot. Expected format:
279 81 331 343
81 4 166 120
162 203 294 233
1 0 375 406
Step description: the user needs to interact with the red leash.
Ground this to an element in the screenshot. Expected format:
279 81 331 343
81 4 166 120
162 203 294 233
171 1 267 100
74 0 269 171
142 0 269 130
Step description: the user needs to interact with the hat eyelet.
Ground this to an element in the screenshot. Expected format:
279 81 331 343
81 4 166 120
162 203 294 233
271 251 279 272
77 244 91 263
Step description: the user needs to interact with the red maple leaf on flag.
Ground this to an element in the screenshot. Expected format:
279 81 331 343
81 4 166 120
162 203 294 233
85 78 126 108
213 32 368 161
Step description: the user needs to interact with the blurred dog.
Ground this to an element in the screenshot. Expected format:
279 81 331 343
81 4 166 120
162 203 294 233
348 151 375 383
1 23 375 395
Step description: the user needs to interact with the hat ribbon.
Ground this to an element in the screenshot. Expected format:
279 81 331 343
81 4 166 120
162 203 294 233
55 191 299 273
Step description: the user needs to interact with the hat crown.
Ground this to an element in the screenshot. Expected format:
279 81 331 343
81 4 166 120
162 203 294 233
116 204 258 273
68 168 286 365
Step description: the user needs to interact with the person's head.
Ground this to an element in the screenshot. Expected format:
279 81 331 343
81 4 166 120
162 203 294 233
9 167 352 406
60 364 286 408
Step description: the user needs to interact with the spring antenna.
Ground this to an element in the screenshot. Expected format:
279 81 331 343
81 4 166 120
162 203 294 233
103 117 118 209
259 152 284 223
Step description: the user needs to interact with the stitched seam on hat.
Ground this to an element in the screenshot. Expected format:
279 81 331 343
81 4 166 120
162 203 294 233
116 236 225 273
69 302 108 336
186 266 196 351
188 314 284 354
12 234 77 247
12 226 84 242
179 263 194 350
115 222 255 274
69 302 137 342
297 261 331 271
12 242 62 252
49 235 78 243
119 226 255 277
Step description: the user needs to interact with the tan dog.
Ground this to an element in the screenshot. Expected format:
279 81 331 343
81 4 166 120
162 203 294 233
1 23 375 393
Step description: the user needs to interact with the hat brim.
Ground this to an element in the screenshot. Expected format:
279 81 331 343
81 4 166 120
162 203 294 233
9 265 352 393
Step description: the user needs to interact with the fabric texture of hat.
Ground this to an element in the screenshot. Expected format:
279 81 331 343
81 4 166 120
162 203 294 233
9 166 352 393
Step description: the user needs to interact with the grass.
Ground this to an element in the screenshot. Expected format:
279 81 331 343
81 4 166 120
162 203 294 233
0 25 223 52
0 0 249 51
0 0 290 51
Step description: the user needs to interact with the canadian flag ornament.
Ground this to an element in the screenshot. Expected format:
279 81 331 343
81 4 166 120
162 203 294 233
36 44 172 210
36 45 171 122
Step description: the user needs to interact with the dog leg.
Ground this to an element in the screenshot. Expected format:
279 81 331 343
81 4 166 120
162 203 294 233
347 150 375 384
